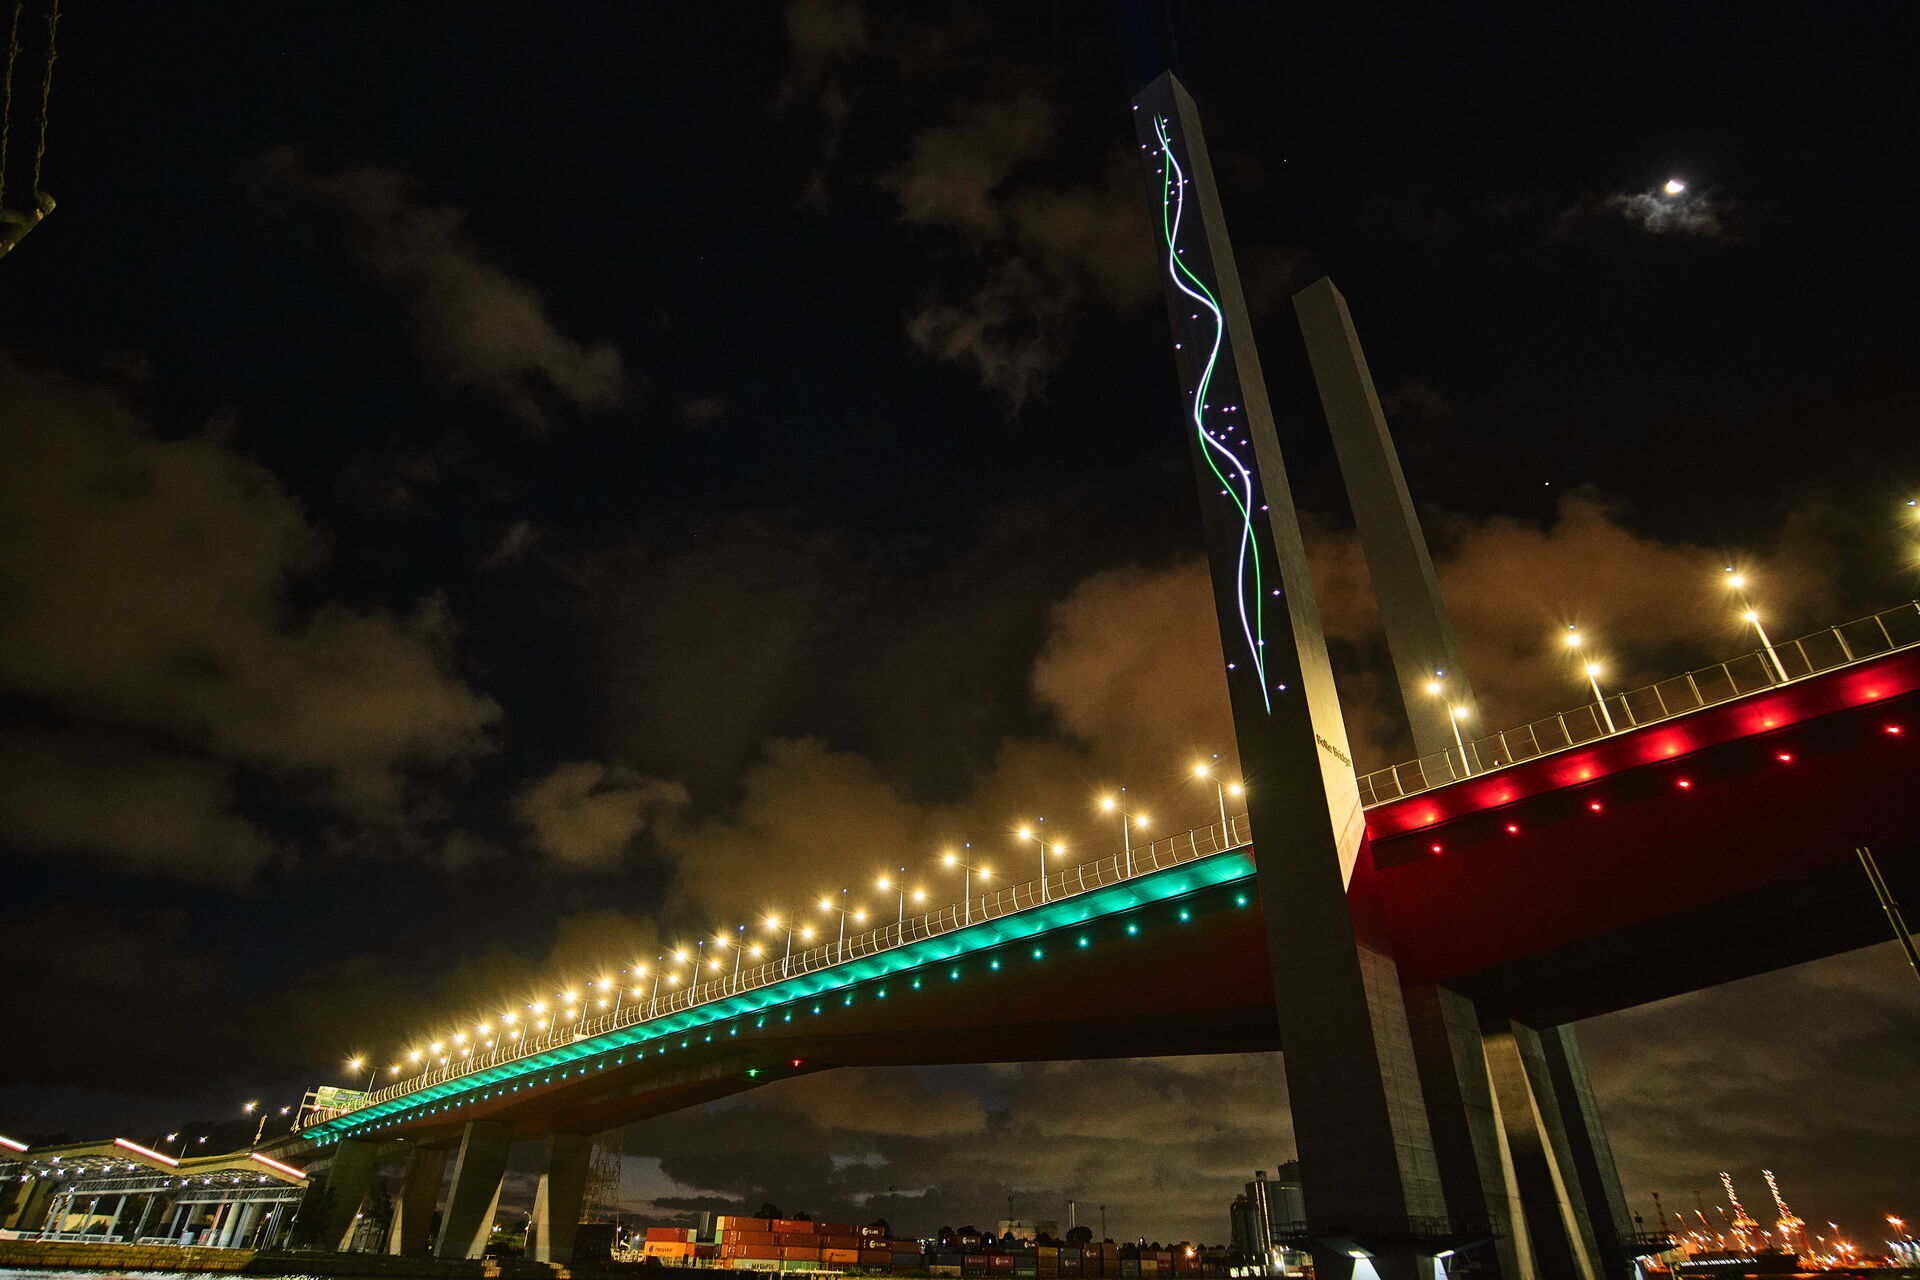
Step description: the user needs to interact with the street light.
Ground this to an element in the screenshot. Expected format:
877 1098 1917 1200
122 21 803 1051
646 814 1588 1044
1424 676 1474 775
1016 823 1067 902
941 847 991 925
346 1055 377 1092
875 869 927 924
763 917 816 977
1563 627 1617 733
243 1101 269 1150
1724 567 1789 683
818 891 868 962
1098 792 1149 878
1192 760 1243 833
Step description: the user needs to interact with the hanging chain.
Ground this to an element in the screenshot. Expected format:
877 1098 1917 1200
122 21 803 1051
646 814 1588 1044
1 1 21 209
30 0 54 192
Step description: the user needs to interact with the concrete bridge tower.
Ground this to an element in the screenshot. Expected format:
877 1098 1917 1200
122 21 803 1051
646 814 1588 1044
1131 72 1632 1279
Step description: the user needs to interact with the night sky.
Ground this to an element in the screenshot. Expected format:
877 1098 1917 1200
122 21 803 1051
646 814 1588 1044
3 1 1918 1248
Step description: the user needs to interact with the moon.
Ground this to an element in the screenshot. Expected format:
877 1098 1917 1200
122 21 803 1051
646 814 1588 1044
1663 178 1687 195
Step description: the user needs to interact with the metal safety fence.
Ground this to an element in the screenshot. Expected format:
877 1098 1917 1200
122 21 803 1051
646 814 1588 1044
1355 601 1920 806
306 812 1253 1123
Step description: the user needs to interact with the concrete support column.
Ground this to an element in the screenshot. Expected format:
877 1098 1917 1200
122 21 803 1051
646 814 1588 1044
1481 1016 1605 1280
433 1119 512 1260
104 1193 127 1240
131 1191 161 1241
220 1199 247 1248
386 1143 449 1256
1539 1026 1633 1278
311 1137 380 1253
529 1131 592 1264
1404 985 1530 1279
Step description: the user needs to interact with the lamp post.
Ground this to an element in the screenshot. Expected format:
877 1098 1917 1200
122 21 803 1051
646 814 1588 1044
1192 760 1244 836
1016 823 1067 902
941 847 991 924
818 891 868 963
764 918 816 977
1098 793 1149 878
1563 627 1618 733
1424 676 1474 775
875 869 926 924
1725 568 1789 683
345 1056 377 1093
243 1102 268 1151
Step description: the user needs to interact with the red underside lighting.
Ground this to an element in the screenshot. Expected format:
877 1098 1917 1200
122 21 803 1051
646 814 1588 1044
1776 752 1794 763
790 1058 804 1067
1676 778 1693 789
1886 724 1904 735
1588 801 1603 812
1429 842 1443 855
1505 823 1520 834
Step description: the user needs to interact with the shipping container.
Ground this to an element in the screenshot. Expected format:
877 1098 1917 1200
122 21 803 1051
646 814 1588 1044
823 1248 861 1263
929 1268 963 1278
820 1234 864 1249
728 1231 780 1246
773 1220 816 1234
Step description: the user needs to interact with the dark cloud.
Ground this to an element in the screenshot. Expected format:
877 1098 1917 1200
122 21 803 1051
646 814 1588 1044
0 360 499 875
782 5 1151 405
253 150 625 426
515 761 688 872
0 730 271 883
1581 941 1920 1237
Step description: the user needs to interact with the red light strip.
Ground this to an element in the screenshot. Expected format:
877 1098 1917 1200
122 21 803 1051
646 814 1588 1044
0 1134 26 1152
114 1136 179 1166
250 1151 307 1179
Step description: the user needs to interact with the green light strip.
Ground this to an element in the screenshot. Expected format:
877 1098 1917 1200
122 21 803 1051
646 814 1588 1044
304 849 1257 1144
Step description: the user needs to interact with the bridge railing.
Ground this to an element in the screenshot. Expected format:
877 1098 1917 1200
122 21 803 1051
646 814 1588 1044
1355 601 1920 806
322 812 1253 1119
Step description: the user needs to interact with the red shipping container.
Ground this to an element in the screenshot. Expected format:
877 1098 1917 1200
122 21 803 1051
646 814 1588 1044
774 1220 817 1234
820 1235 863 1249
991 1257 1016 1270
817 1222 860 1236
781 1245 824 1260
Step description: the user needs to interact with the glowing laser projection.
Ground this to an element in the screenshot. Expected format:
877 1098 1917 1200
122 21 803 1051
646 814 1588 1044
1153 114 1269 711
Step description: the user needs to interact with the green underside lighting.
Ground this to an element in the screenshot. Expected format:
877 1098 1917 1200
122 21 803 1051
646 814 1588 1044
303 849 1257 1143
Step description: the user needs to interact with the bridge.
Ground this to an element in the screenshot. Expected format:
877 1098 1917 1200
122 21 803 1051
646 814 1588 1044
238 602 1918 1267
5 66 1912 1280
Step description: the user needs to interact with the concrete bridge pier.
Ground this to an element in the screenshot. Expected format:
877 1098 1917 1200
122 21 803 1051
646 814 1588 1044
1405 988 1632 1279
529 1131 591 1263
312 1137 380 1252
433 1119 511 1259
386 1142 449 1256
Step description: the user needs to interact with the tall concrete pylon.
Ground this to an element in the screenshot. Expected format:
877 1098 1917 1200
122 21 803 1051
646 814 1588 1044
1294 277 1477 763
1131 72 1447 1280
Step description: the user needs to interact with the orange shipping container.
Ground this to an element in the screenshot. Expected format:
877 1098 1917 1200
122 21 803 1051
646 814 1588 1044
774 1219 816 1234
820 1235 863 1249
823 1249 861 1264
817 1223 860 1236
780 1246 823 1261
